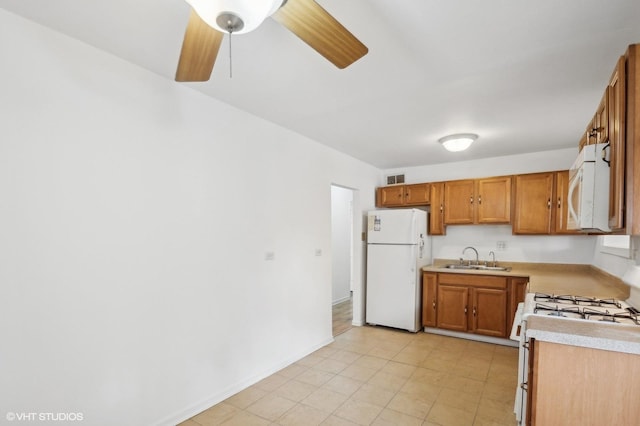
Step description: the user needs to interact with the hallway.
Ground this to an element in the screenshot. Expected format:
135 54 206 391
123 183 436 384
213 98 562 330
332 298 353 337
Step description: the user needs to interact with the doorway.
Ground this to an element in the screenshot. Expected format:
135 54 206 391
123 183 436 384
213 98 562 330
331 185 355 336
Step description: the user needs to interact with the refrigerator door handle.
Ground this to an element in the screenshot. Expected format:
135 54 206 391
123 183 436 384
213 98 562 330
409 245 416 278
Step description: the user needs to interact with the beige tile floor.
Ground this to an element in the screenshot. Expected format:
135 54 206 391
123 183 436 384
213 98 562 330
180 326 518 425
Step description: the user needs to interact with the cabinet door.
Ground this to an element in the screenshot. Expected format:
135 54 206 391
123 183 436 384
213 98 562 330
531 341 640 425
509 276 529 327
471 288 507 337
553 171 579 234
627 45 640 235
377 186 405 207
444 180 475 224
477 176 511 223
437 285 468 332
405 183 430 205
422 272 437 327
513 172 554 234
429 182 446 235
608 55 626 231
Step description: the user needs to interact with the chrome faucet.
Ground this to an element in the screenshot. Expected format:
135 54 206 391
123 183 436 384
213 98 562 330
462 246 479 265
488 251 496 267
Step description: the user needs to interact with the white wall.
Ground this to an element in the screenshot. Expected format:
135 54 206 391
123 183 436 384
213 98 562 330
331 186 353 304
0 10 380 426
384 149 598 264
592 235 639 277
432 225 595 264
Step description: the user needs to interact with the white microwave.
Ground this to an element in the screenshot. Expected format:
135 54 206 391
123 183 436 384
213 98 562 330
567 142 611 232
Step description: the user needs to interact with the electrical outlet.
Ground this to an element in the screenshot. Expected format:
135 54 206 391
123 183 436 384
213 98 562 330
315 249 322 256
265 252 275 261
497 241 507 250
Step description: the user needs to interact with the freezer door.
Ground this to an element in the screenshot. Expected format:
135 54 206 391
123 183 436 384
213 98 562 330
366 244 421 332
367 209 426 244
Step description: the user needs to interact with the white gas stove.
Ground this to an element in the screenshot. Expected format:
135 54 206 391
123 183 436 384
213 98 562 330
511 292 639 425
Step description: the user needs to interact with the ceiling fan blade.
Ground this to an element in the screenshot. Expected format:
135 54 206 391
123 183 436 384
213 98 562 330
175 9 224 82
271 0 368 69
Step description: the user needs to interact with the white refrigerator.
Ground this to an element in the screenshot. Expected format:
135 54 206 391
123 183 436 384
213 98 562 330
366 209 431 332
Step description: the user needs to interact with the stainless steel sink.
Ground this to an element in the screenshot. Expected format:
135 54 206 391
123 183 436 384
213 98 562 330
475 265 512 271
442 264 476 270
442 264 512 272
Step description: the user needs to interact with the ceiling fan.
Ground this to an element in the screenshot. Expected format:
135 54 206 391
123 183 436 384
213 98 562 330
175 0 369 82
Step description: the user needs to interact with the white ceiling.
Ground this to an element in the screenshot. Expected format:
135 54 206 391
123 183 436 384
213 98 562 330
2 0 640 168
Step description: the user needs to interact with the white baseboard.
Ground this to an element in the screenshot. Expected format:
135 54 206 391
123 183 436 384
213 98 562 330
332 295 352 305
423 327 518 347
158 336 334 426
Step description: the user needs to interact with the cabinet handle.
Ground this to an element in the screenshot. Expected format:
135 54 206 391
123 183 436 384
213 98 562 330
557 197 561 208
470 196 474 204
473 307 477 316
432 301 436 310
464 306 468 314
520 382 528 391
547 199 551 209
478 195 482 204
440 204 443 212
601 143 611 166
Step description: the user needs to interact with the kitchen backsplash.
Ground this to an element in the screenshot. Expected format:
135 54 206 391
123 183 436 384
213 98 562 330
431 224 596 264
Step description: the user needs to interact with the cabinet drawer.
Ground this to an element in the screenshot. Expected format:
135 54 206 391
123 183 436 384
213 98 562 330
438 273 507 289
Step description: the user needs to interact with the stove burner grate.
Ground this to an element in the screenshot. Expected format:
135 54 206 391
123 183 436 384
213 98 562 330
534 293 622 308
534 303 584 318
583 307 639 325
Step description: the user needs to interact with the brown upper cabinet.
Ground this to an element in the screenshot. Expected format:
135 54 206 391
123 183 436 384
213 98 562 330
608 55 626 232
627 44 640 235
376 185 404 207
578 44 640 235
429 182 446 235
513 172 555 234
444 179 475 224
405 183 430 205
444 177 511 225
554 170 579 234
376 183 430 207
513 171 579 235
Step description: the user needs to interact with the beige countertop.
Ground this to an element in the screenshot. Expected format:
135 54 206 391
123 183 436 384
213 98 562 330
525 315 640 355
423 259 630 300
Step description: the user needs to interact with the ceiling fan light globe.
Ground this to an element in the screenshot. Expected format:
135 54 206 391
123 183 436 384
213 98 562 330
185 0 282 34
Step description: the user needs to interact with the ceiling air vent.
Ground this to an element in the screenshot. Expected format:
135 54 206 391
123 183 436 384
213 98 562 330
386 174 405 185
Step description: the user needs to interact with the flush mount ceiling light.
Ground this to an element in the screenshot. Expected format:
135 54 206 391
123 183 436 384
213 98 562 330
185 0 283 34
438 133 478 152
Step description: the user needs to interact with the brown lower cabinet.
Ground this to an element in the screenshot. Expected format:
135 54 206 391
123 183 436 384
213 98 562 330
421 272 438 327
528 340 640 425
422 272 528 338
